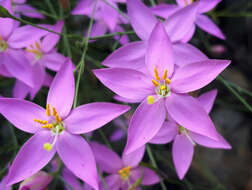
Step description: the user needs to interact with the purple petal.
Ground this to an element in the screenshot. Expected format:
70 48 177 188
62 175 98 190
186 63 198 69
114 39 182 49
149 121 178 144
122 145 145 168
124 98 166 154
0 175 11 190
146 21 174 78
164 2 198 42
176 0 186 6
57 132 99 190
15 4 45 19
0 0 14 39
127 0 157 40
6 131 56 185
173 42 208 67
197 89 217 114
90 21 107 38
151 4 181 18
114 95 140 103
65 103 130 134
180 23 195 43
62 168 83 190
13 80 30 99
90 142 123 173
71 0 94 15
196 14 225 40
172 134 194 179
101 2 118 31
131 166 159 185
47 59 74 118
197 0 222 13
43 51 66 71
100 175 121 190
165 93 219 140
102 41 146 71
93 68 153 102
0 98 47 133
110 128 126 142
171 59 230 93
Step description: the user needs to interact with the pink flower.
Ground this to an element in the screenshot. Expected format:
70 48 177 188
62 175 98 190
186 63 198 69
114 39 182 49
0 59 130 189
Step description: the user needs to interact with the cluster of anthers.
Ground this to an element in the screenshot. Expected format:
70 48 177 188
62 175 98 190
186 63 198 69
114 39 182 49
26 41 43 60
118 166 132 181
0 35 8 52
34 104 65 151
147 67 171 105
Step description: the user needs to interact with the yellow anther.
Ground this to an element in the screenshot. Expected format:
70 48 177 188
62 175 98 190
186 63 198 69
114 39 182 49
46 104 51 116
52 107 57 117
43 143 52 151
152 79 159 87
42 124 54 129
35 41 40 50
0 35 2 41
118 166 132 180
160 85 166 91
165 78 171 84
53 107 62 123
26 49 38 53
154 67 161 81
162 69 168 80
34 119 48 125
147 96 155 105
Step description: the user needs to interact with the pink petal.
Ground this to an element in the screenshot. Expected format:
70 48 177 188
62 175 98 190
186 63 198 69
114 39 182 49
89 21 107 38
149 121 178 144
65 102 130 134
131 166 159 185
180 23 195 43
0 0 14 39
151 4 181 18
0 98 47 133
146 21 174 78
124 98 166 154
93 68 153 102
197 89 217 114
164 2 198 42
196 14 225 40
43 51 66 71
6 131 56 185
127 0 157 40
171 59 231 93
71 0 94 15
90 142 123 173
197 0 222 13
110 128 126 142
15 4 45 19
101 2 118 31
172 134 194 179
122 145 145 168
176 0 186 6
190 131 231 149
165 93 219 140
100 175 121 190
57 132 99 190
114 95 139 103
173 42 208 67
13 80 30 99
102 41 146 71
62 168 83 190
47 59 74 118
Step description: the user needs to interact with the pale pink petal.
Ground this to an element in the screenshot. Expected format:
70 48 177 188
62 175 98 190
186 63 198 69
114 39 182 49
13 80 30 99
114 95 140 103
101 2 118 31
151 4 181 18
171 59 230 93
197 0 222 13
15 4 45 19
197 89 217 114
172 134 194 179
0 0 14 39
122 145 145 167
90 142 123 173
176 0 186 6
43 51 66 71
65 103 130 134
90 21 107 38
47 59 74 118
124 98 166 154
6 131 56 185
196 14 225 40
100 175 121 190
0 98 47 133
62 168 83 190
57 132 99 190
131 167 159 185
71 0 94 15
180 23 195 43
127 0 157 40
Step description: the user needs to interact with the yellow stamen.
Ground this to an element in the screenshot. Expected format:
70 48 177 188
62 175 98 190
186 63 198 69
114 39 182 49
147 96 155 105
26 49 39 53
0 35 2 41
162 69 168 80
160 85 166 91
43 143 52 151
53 107 62 123
118 166 132 180
35 41 40 50
46 104 51 116
152 79 159 87
34 119 48 125
42 124 54 129
165 78 171 84
154 67 161 81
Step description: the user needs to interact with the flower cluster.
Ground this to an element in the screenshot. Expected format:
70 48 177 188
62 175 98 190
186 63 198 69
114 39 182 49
0 0 233 189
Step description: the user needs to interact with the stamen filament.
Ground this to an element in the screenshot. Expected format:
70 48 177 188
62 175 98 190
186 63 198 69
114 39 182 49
42 124 53 129
152 79 159 87
162 69 168 80
46 104 51 116
154 67 161 81
185 132 196 146
35 41 40 50
34 119 48 125
53 107 62 123
43 126 59 151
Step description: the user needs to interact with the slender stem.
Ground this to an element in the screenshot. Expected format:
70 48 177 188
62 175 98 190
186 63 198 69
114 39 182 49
98 129 113 149
73 0 98 108
223 79 252 97
57 175 75 190
98 166 109 190
9 125 18 155
91 30 135 40
102 0 129 20
146 145 167 190
45 0 58 16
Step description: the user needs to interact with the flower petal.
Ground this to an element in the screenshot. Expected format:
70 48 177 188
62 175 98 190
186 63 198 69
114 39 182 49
57 133 99 190
197 89 217 114
0 98 47 133
102 41 146 71
127 0 157 40
196 14 225 40
172 134 194 179
65 103 130 134
122 145 145 168
151 4 181 18
180 23 195 43
62 168 83 190
47 59 74 118
90 142 123 173
100 175 121 190
146 21 174 78
171 59 230 93
164 2 198 42
176 0 186 6
131 166 159 185
71 0 94 15
149 121 178 144
0 0 14 39
124 98 166 154
43 51 66 71
197 0 221 13
15 4 45 19
93 68 153 102
101 2 118 31
6 131 56 185
165 93 219 140
90 21 107 38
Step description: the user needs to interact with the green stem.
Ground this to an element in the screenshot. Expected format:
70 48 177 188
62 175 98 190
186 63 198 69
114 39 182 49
98 129 113 149
149 0 156 6
102 0 129 20
98 166 109 190
9 125 18 155
146 145 167 190
223 79 252 97
45 0 57 16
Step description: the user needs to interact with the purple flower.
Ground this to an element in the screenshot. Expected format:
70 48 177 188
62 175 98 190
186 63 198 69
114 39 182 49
0 59 130 189
94 21 230 154
0 175 11 190
151 0 225 40
150 89 231 179
91 142 159 190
